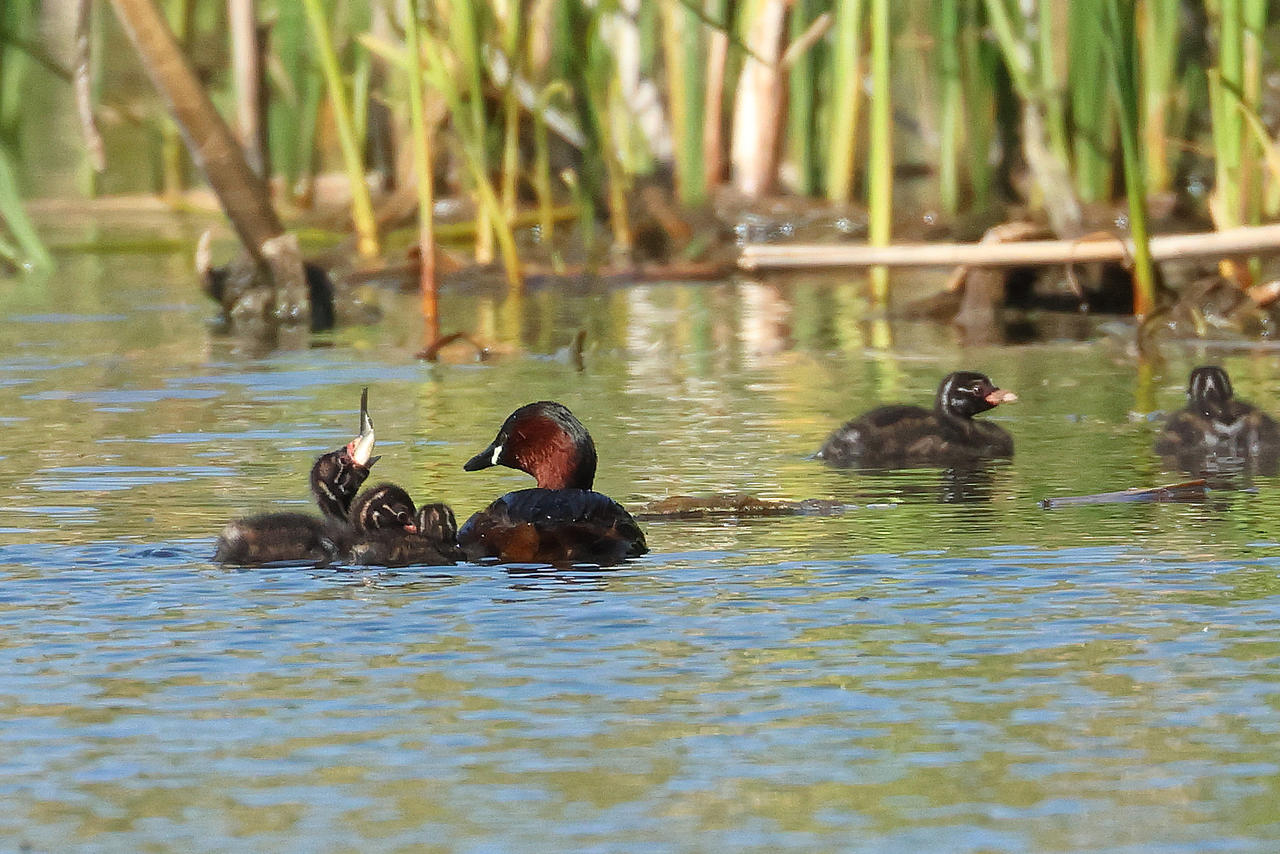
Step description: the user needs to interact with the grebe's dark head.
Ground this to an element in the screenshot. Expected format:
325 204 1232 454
463 401 597 490
310 387 380 519
936 371 1017 419
351 483 418 532
1187 366 1235 421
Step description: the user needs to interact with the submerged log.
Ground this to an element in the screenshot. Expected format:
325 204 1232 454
636 494 848 520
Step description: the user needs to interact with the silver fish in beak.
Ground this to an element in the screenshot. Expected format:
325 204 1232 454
347 387 378 467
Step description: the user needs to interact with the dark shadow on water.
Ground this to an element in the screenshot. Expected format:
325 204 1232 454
298 560 628 594
501 565 619 593
1159 450 1280 491
829 461 1008 505
938 465 1000 503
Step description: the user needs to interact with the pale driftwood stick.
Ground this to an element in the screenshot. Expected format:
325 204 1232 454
229 0 264 176
1038 479 1206 508
738 223 1280 270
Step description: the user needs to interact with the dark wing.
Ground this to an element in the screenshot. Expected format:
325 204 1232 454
1231 403 1280 456
910 419 1013 462
818 405 932 467
459 488 647 566
819 405 1012 467
1155 408 1211 457
1247 410 1280 474
214 512 342 565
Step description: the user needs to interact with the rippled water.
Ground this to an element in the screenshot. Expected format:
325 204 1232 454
3 241 1280 852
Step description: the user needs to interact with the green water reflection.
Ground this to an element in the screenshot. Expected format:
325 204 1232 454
2 241 1280 851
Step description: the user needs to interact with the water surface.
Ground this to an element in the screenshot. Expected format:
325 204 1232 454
2 241 1279 852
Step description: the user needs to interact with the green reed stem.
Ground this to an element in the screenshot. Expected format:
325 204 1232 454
866 0 891 304
412 28 522 287
448 0 494 264
787 0 821 196
1241 0 1265 225
499 5 520 220
402 0 438 342
935 0 961 213
301 0 379 257
1069 0 1113 202
662 0 706 205
958 0 995 210
270 0 307 194
350 46 370 150
533 82 570 269
0 141 51 270
1100 0 1156 317
294 65 324 199
1213 0 1243 229
984 0 1081 233
0 0 34 148
575 14 631 252
982 0 1032 97
1036 1 1070 172
1138 0 1178 193
825 0 864 202
599 82 634 254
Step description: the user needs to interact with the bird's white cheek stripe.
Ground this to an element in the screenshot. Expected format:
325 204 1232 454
491 444 503 465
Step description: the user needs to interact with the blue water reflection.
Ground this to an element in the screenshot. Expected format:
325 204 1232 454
1 250 1280 851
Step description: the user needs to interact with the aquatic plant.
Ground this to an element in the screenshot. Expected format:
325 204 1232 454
401 0 439 346
865 0 891 303
1099 0 1156 317
0 142 51 271
0 0 50 270
302 0 379 258
824 0 863 203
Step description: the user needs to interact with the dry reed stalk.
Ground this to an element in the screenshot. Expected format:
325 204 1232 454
738 223 1280 270
730 0 788 198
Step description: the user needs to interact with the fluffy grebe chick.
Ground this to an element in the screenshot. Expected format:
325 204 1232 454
215 390 380 565
1155 365 1280 473
817 371 1017 468
347 483 463 567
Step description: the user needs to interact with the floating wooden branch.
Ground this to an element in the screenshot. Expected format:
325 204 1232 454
738 223 1280 271
1038 479 1206 509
